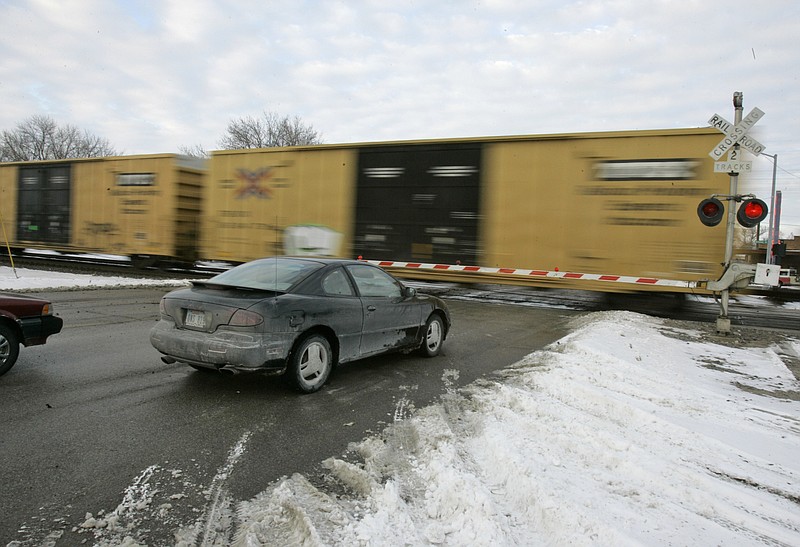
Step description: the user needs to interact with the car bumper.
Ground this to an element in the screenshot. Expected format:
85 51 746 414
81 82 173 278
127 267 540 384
19 315 64 346
149 320 294 372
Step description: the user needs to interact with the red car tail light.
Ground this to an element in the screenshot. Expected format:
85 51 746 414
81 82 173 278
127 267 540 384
229 309 264 327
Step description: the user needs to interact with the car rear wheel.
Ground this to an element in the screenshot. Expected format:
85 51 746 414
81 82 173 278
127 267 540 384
289 334 333 393
420 314 444 357
0 324 21 376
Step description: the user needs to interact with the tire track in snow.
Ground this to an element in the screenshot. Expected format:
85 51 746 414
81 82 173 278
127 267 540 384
179 431 252 546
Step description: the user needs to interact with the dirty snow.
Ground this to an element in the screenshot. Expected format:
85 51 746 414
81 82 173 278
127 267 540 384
229 313 800 546
2 265 799 546
0 264 190 291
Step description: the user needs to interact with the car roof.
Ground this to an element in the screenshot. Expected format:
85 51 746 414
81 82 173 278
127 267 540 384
271 256 368 267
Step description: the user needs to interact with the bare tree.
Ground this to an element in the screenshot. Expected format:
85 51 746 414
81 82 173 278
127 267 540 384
178 143 209 158
736 225 761 249
218 111 322 150
0 115 117 162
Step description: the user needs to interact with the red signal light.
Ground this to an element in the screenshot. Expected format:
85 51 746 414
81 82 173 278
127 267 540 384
697 198 725 227
736 198 768 228
701 200 721 216
742 200 763 218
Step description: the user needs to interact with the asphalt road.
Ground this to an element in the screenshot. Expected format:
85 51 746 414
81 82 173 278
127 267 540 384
0 287 584 546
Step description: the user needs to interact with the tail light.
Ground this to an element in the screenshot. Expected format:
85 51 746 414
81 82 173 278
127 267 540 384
229 309 263 326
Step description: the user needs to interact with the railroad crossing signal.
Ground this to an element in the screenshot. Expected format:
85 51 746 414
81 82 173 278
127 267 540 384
697 198 725 226
696 196 768 228
704 92 769 334
736 198 768 228
700 101 769 228
708 107 765 161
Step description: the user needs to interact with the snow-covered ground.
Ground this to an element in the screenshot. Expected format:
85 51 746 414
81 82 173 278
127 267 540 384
3 265 800 546
0 264 190 291
227 314 800 546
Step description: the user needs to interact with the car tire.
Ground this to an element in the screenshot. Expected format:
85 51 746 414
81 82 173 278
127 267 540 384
0 323 21 376
419 314 444 357
289 334 333 393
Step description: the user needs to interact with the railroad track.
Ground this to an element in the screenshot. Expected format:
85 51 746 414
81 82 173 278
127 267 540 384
4 252 798 332
2 252 213 279
411 282 800 332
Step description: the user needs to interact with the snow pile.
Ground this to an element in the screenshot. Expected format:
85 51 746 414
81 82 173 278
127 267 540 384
0 265 189 291
233 312 800 546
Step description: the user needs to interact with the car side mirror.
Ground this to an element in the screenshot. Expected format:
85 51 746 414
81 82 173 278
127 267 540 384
403 286 417 298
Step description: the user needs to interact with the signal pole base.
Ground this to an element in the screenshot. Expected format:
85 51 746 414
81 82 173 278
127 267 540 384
716 316 732 335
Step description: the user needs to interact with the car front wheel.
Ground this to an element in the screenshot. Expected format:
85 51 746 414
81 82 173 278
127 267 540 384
420 314 444 357
289 334 333 393
0 324 21 376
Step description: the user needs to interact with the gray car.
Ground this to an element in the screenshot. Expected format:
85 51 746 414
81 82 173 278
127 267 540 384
150 257 451 393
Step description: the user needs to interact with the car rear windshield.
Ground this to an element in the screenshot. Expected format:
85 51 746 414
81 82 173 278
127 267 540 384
207 258 322 291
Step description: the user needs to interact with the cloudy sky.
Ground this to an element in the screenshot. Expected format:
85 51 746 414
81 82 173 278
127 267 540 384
2 0 798 230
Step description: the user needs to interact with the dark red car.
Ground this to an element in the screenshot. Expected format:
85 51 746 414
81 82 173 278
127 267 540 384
0 293 63 376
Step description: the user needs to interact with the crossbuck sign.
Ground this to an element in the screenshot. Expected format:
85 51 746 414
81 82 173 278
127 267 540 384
708 107 765 161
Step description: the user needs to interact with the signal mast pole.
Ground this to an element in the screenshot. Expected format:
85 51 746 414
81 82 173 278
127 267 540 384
702 92 769 334
717 92 744 334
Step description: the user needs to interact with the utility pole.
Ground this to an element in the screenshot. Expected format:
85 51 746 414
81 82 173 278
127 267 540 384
763 153 778 264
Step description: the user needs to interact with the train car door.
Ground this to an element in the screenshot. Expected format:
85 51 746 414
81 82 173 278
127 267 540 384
17 165 71 244
354 143 481 264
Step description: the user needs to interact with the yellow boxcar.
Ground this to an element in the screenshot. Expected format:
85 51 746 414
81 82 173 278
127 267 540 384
481 128 729 282
204 146 357 262
0 154 203 264
202 128 731 291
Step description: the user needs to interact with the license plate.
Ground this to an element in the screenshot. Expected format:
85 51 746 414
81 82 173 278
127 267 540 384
184 309 206 329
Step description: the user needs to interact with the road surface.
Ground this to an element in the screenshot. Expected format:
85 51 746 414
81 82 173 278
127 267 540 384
0 287 582 545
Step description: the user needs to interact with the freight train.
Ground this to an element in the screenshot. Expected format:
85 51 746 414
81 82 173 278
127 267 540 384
0 154 204 267
0 127 733 293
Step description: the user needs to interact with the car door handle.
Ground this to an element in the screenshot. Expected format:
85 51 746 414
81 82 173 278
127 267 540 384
367 305 377 312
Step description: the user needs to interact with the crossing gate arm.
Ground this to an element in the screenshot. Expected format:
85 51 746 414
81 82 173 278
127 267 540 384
364 260 702 291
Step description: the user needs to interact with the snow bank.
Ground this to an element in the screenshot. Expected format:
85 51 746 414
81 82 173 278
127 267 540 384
0 265 190 291
233 312 800 546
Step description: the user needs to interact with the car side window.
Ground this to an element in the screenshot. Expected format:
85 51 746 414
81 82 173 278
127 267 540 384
321 268 355 296
346 265 402 298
